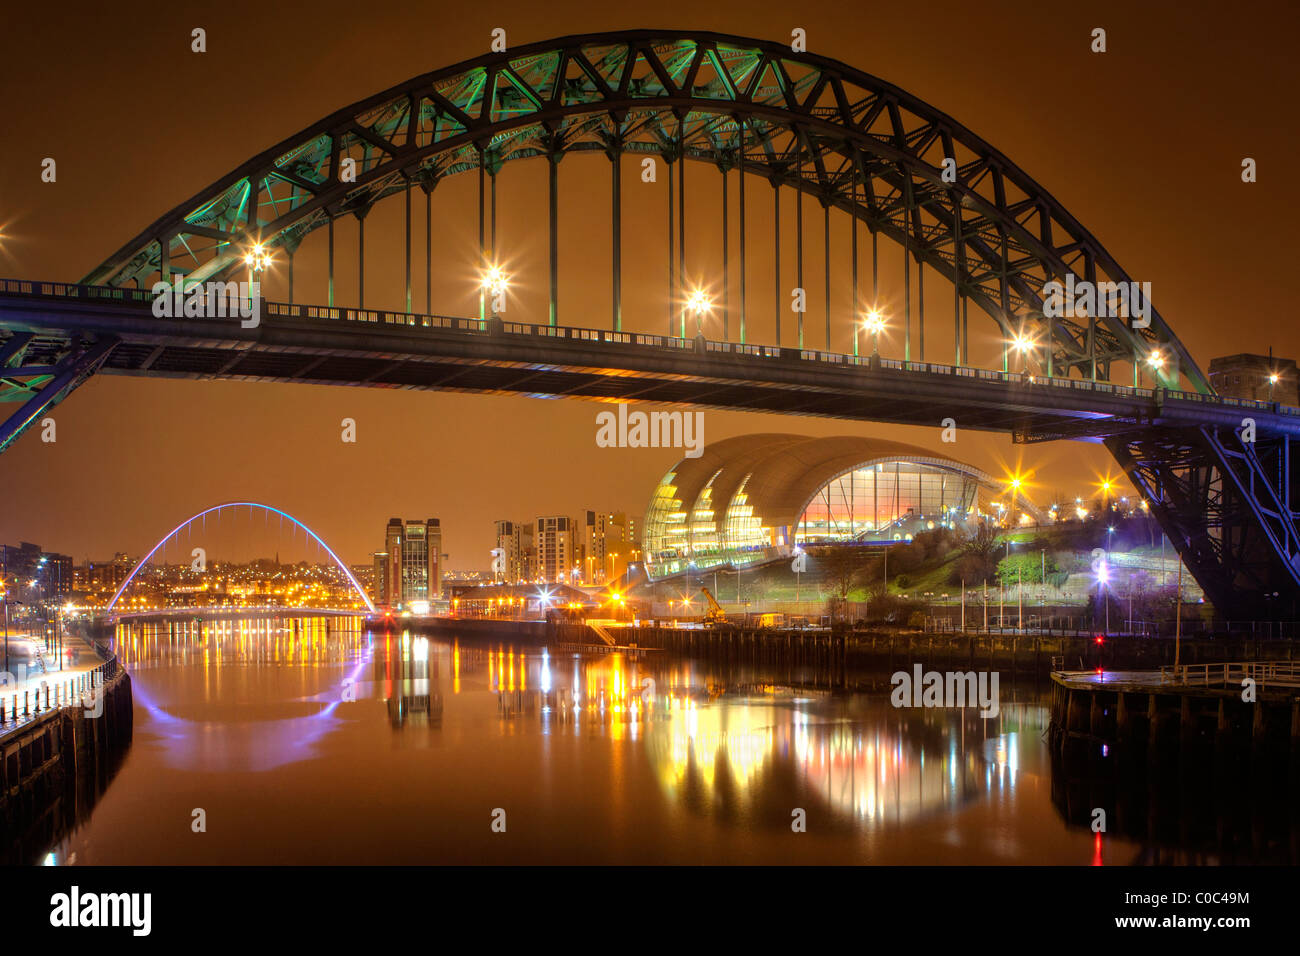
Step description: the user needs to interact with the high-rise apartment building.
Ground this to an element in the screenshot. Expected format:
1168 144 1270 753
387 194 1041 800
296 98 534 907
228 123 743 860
535 516 575 583
42 553 73 599
579 511 638 583
492 520 536 583
377 518 443 608
495 512 635 585
372 551 389 606
1 542 74 600
384 520 403 606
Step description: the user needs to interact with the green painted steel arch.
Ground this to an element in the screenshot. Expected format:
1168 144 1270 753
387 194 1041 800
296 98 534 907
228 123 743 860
82 29 1205 392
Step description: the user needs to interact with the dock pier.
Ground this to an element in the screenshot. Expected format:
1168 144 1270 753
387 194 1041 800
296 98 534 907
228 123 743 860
1049 662 1300 772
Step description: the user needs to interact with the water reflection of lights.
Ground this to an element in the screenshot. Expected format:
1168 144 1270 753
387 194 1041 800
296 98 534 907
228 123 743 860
540 649 552 695
477 651 1016 829
113 614 365 670
662 703 774 794
117 615 373 772
638 688 1036 829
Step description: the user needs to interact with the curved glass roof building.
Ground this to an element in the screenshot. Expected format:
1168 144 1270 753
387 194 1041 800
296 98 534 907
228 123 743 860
643 433 1039 581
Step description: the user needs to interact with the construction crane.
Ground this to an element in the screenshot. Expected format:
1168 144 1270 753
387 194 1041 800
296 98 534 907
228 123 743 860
699 587 729 626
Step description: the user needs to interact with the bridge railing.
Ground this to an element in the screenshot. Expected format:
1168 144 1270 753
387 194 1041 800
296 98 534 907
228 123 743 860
1 278 156 305
6 278 1298 418
267 301 483 332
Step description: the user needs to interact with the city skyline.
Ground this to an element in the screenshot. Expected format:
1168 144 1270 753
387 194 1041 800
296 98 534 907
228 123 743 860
3 464 1146 573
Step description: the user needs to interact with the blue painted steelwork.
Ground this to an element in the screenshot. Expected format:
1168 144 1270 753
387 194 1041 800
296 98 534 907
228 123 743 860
106 502 375 614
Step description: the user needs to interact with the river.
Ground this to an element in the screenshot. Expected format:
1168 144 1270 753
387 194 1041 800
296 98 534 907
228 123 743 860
38 614 1282 865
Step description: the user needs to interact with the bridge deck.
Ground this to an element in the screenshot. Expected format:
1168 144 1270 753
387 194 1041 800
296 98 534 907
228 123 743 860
3 279 1297 442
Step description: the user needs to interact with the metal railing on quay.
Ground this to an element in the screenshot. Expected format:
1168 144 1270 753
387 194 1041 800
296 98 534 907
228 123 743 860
0 652 120 732
1159 661 1300 687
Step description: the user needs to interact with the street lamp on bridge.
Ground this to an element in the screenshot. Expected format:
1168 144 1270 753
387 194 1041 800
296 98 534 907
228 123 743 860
243 242 273 309
480 265 509 316
685 287 712 336
1144 349 1166 387
860 309 887 358
1010 330 1037 374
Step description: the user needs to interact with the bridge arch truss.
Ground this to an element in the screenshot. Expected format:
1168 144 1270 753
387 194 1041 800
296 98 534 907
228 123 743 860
84 29 1201 392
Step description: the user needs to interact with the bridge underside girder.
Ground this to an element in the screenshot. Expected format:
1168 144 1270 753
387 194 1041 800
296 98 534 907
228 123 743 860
0 299 1182 438
0 333 118 454
1108 427 1300 618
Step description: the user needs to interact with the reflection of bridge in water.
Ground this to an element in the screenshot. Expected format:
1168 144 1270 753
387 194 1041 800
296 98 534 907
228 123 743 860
111 613 365 670
108 606 360 623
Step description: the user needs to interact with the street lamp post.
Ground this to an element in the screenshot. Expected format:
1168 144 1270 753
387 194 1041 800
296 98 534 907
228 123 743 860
1145 349 1166 388
1017 567 1022 630
687 288 712 336
243 243 272 310
862 309 886 359
1010 331 1036 374
480 266 509 316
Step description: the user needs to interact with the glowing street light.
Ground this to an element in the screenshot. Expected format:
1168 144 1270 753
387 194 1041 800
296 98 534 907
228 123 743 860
479 265 509 318
859 309 887 357
686 287 712 335
1009 330 1037 373
242 242 272 309
242 242 272 273
480 265 509 295
1142 348 1168 388
1096 475 1117 510
1095 553 1111 634
1269 370 1281 401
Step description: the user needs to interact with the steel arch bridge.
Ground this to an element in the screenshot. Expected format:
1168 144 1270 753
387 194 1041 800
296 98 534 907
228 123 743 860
1 29 1297 616
83 29 1194 388
106 502 375 614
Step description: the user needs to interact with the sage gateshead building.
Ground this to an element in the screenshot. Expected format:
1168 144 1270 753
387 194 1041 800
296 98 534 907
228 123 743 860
642 434 1040 581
